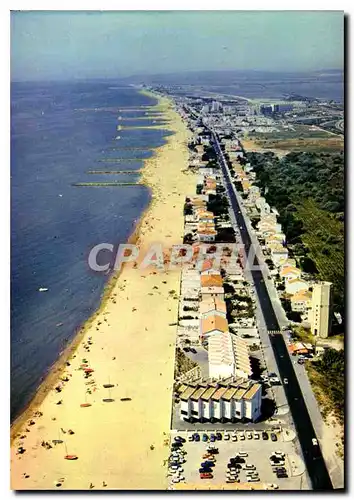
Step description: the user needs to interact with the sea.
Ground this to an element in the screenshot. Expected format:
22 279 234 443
11 81 173 421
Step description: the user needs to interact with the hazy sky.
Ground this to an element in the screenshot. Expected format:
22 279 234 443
11 11 344 81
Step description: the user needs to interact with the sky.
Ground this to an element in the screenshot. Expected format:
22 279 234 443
10 11 344 81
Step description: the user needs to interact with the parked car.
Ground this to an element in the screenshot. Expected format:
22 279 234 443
246 431 253 439
232 434 237 442
210 434 216 442
238 452 248 457
171 442 182 449
194 433 200 442
224 433 230 441
312 438 318 446
239 433 245 441
202 433 208 442
199 467 213 474
254 432 260 440
270 433 278 442
174 436 186 443
200 473 213 479
201 461 215 468
262 432 269 440
190 348 197 354
283 378 288 384
271 462 285 468
188 434 194 442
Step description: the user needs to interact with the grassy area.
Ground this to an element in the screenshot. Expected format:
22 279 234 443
292 325 315 344
249 125 344 153
174 348 198 378
295 199 344 304
306 350 344 459
306 348 344 423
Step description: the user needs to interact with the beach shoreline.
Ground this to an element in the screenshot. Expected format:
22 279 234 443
10 89 169 437
11 90 196 489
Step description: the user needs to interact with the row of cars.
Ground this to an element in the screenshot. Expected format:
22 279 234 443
182 346 197 354
168 437 187 484
188 430 278 442
225 452 259 483
188 432 222 443
269 451 288 479
261 372 281 386
198 446 219 480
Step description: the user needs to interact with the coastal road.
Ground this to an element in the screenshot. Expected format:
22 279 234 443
210 131 333 491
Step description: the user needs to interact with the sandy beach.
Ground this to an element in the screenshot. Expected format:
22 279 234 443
10 91 196 490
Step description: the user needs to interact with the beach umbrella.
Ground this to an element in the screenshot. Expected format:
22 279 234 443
102 384 114 403
59 429 78 460
103 375 114 389
84 368 94 373
80 391 92 408
102 374 115 402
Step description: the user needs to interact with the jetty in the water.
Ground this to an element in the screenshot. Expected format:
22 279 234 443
97 158 142 163
72 182 138 187
117 123 170 131
106 147 154 151
87 170 141 175
117 116 165 121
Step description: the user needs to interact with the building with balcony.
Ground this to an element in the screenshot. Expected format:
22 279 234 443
178 379 262 423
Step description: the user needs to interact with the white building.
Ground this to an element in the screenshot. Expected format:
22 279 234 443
200 297 227 317
200 314 229 341
280 265 301 281
243 384 263 421
285 277 309 295
179 380 262 422
290 290 312 313
208 331 235 379
231 336 253 379
269 244 289 267
310 281 333 339
200 274 225 300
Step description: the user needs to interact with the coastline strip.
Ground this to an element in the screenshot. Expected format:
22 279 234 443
11 89 196 490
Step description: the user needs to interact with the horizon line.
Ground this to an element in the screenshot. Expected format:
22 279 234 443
10 66 344 85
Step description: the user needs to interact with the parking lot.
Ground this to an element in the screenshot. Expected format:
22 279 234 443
168 429 309 490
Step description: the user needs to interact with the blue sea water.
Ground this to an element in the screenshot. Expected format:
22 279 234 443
11 82 172 420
